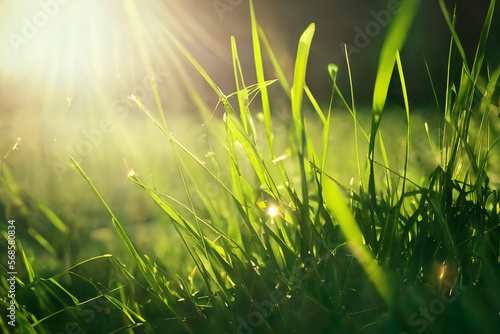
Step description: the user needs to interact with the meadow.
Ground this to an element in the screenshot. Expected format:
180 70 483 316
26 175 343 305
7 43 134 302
1 0 500 333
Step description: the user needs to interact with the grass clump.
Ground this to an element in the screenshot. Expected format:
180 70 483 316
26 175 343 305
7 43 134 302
1 0 500 333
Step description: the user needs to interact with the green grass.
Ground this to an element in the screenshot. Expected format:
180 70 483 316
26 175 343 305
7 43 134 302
1 0 500 333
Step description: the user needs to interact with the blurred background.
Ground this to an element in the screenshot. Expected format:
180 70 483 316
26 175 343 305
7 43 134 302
0 0 498 276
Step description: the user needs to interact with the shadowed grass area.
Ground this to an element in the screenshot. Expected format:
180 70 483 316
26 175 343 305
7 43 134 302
1 0 500 333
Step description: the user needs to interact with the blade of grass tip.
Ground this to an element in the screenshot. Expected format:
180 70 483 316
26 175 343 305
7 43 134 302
231 36 248 133
370 0 420 245
291 23 315 145
321 64 338 173
343 46 363 185
2 137 22 160
106 294 147 323
441 27 456 168
473 1 498 153
470 0 496 85
250 0 274 157
424 59 442 115
372 0 420 134
17 240 35 283
232 36 257 140
396 50 411 180
47 278 79 305
38 204 68 234
59 255 114 278
321 175 393 307
438 0 471 77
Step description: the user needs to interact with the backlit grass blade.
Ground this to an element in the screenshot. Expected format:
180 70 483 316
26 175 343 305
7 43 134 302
343 47 364 185
369 0 420 247
222 101 280 198
424 59 443 113
474 66 500 199
304 85 326 125
17 240 35 283
69 157 169 304
47 278 79 305
290 23 315 254
291 23 315 144
152 24 281 200
380 51 411 259
129 176 202 245
38 204 68 234
321 175 393 306
441 0 495 124
395 51 411 194
130 97 267 254
157 19 219 96
128 175 223 296
470 0 496 86
250 0 274 157
258 26 291 98
372 0 420 115
322 63 338 174
231 36 252 136
438 0 470 77
27 228 56 257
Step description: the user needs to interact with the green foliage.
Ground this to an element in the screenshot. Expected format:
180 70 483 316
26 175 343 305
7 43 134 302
1 0 499 333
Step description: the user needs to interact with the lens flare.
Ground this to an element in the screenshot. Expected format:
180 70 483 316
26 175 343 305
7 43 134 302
268 207 278 217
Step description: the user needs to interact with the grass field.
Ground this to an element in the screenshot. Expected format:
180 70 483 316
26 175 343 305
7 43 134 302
1 0 500 333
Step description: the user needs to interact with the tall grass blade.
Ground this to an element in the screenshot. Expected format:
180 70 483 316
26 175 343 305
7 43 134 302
372 0 420 115
258 26 291 97
18 240 35 283
38 204 68 234
438 0 471 76
69 157 179 315
291 23 315 144
321 175 393 306
369 0 420 247
250 0 274 157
